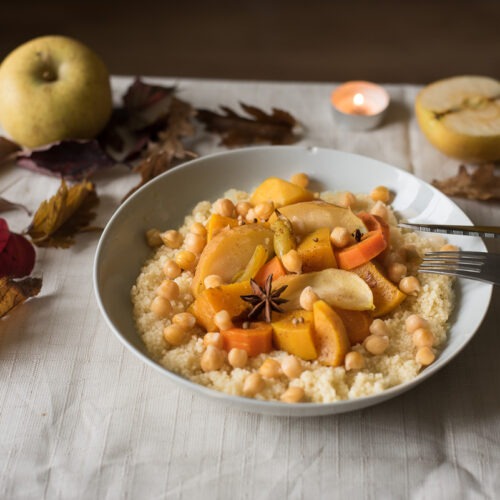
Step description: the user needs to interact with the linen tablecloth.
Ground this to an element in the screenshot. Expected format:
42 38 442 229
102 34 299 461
1 77 499 499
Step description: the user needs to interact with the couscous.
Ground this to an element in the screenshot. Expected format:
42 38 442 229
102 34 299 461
131 174 454 403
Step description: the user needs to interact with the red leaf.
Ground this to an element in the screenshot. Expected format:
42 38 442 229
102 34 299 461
0 218 36 278
17 140 114 181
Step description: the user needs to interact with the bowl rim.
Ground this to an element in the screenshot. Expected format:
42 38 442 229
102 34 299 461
93 145 492 415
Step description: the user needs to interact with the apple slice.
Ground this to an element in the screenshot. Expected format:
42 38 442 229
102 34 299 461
273 268 374 312
415 76 500 162
269 200 366 236
191 223 274 297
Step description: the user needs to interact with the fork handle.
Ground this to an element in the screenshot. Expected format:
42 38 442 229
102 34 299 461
399 223 500 239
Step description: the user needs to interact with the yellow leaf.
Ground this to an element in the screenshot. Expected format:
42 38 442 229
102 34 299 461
0 276 42 318
27 180 99 248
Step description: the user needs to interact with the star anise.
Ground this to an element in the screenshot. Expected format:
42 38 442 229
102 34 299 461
240 274 288 323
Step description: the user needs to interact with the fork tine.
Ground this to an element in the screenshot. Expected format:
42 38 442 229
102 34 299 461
419 251 500 285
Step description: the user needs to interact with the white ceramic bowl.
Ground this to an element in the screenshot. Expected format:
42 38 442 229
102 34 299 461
93 146 492 417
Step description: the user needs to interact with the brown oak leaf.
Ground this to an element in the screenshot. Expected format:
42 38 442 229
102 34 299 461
26 180 100 248
196 102 301 146
0 276 42 319
432 164 500 200
123 97 197 201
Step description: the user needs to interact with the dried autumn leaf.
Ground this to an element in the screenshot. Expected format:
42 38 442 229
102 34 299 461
123 97 197 201
196 102 301 146
0 136 20 165
0 218 36 278
0 198 30 215
16 140 114 181
432 164 500 200
0 276 42 319
27 180 100 248
123 77 176 131
100 78 177 162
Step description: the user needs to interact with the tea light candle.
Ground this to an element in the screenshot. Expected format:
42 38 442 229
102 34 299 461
331 81 390 130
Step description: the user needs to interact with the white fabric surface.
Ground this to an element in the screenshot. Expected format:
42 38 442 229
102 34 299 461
1 77 499 500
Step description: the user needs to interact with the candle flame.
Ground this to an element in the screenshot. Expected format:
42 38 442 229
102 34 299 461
353 93 365 106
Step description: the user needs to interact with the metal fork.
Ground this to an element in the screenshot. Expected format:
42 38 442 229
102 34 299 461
419 251 500 286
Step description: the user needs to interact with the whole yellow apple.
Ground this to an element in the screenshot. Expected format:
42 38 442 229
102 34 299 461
0 35 112 148
415 76 500 163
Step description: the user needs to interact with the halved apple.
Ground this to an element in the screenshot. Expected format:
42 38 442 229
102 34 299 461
269 200 366 236
191 224 274 297
273 268 374 312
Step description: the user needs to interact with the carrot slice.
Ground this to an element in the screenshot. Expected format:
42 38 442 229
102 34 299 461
254 256 286 288
221 322 273 357
357 212 389 244
335 230 387 270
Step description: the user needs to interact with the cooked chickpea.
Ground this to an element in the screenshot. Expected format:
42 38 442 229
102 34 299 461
243 373 265 397
364 335 389 355
150 296 172 318
163 259 182 279
412 328 435 348
405 314 429 334
299 286 319 311
330 226 353 248
161 229 183 249
281 355 303 379
190 222 207 237
388 262 407 283
370 201 389 222
345 351 365 371
280 386 305 403
163 324 189 346
200 345 225 372
214 198 235 218
203 332 224 349
399 276 421 296
290 172 309 188
369 318 390 337
157 279 180 300
214 309 233 331
145 228 162 248
259 358 281 378
175 250 197 271
228 348 248 368
204 274 223 289
440 244 459 252
415 346 435 366
254 201 274 220
172 312 196 330
245 208 258 224
402 244 419 260
282 249 302 274
370 185 391 203
184 232 206 254
236 201 252 218
338 191 356 208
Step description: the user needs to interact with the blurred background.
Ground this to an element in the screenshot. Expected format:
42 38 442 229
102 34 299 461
1 0 499 83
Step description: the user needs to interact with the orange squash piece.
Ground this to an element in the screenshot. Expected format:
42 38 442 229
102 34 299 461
221 322 273 357
350 261 406 317
254 256 287 288
312 300 351 367
250 177 314 208
271 310 318 360
190 281 252 331
333 308 372 345
297 227 337 272
206 213 238 241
